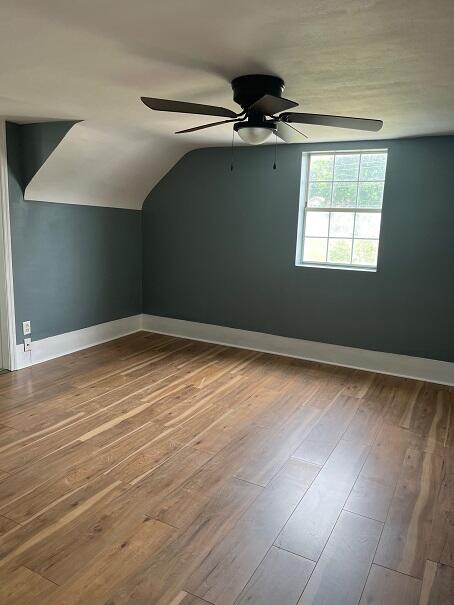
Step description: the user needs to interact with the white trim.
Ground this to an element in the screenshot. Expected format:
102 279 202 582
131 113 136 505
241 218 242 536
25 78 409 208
0 120 17 370
142 314 454 386
297 262 376 272
296 149 387 271
11 312 454 386
15 314 143 369
294 152 308 267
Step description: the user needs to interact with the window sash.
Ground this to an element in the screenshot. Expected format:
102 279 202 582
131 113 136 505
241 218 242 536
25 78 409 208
305 207 381 213
299 150 387 269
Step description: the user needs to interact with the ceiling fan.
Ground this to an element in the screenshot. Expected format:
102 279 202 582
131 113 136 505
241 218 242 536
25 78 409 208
141 74 383 145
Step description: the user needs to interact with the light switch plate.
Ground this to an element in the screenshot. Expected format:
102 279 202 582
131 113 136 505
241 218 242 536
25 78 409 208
24 338 32 352
23 321 31 335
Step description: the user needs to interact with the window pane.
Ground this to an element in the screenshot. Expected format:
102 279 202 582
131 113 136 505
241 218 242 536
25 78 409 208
332 182 357 207
310 155 334 181
329 212 354 237
327 238 352 264
299 151 387 270
303 238 327 262
357 181 384 208
354 213 381 238
334 154 360 181
352 239 378 266
305 211 329 237
308 181 332 207
359 153 387 181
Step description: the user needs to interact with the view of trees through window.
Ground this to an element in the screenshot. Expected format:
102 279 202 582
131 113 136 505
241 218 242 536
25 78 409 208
299 151 388 269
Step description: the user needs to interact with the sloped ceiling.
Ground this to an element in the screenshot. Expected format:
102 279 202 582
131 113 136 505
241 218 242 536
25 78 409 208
24 122 194 209
1 0 454 208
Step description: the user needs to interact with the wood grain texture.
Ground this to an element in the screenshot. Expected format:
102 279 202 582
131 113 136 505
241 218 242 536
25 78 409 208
0 565 57 605
419 560 454 605
428 448 454 567
359 564 421 605
275 440 369 560
345 424 416 522
235 546 314 605
187 459 319 605
168 592 214 605
374 448 443 578
38 518 175 605
0 514 18 536
0 332 452 605
298 511 382 605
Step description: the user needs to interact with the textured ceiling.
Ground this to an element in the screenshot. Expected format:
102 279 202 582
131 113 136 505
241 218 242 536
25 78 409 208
2 0 454 208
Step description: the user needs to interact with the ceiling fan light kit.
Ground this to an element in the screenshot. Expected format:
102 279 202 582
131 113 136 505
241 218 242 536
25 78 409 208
234 121 276 145
141 74 383 148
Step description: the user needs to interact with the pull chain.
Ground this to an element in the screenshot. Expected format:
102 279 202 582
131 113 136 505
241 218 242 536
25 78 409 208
273 131 278 170
230 128 235 172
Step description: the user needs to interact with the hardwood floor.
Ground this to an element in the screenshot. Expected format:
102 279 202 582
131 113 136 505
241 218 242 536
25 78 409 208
0 331 452 605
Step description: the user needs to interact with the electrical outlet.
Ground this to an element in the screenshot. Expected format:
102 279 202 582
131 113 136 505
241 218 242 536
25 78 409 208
23 320 31 336
24 338 32 352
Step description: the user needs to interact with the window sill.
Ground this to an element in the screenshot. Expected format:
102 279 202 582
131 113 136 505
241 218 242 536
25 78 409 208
295 262 377 273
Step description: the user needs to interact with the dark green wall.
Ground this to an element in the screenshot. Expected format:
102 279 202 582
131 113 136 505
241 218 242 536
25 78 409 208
14 120 79 188
142 138 454 363
7 122 142 343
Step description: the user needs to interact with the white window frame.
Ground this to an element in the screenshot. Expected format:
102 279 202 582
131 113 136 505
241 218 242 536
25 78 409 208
295 149 388 272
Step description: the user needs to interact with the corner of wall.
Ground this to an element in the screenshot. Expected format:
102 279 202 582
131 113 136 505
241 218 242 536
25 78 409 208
22 120 80 198
141 147 198 211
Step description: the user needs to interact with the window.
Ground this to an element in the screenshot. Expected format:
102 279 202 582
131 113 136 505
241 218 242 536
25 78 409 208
296 150 388 270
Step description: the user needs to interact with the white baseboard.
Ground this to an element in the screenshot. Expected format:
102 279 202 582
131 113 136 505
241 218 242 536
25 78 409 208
13 312 454 386
15 314 143 369
142 314 454 386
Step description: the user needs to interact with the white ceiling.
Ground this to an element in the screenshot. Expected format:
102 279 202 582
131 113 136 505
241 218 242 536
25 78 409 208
2 0 454 208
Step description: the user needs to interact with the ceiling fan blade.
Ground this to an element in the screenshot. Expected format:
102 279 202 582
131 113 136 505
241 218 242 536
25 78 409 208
141 97 238 118
275 121 308 143
281 112 383 132
247 94 298 115
175 118 240 134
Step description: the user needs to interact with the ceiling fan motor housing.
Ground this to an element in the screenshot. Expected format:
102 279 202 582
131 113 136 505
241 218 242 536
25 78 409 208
142 73 383 137
231 74 285 111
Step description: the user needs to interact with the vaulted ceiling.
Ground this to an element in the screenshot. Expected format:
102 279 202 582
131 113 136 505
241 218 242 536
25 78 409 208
2 0 453 208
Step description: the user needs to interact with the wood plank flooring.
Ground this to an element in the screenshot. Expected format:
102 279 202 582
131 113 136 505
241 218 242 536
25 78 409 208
0 331 453 605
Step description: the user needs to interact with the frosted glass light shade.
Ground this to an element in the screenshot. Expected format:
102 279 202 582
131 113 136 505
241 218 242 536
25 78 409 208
237 126 273 145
